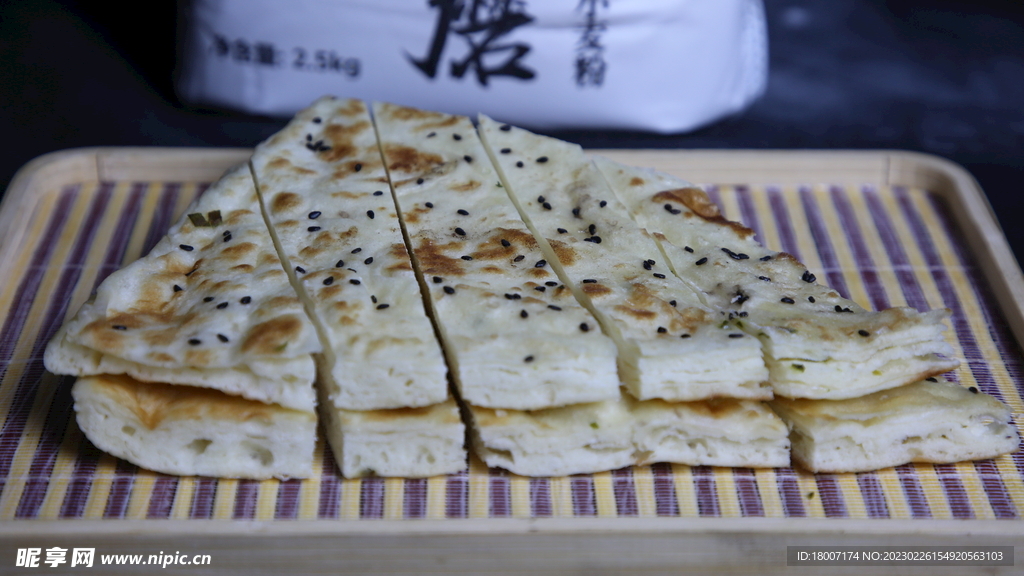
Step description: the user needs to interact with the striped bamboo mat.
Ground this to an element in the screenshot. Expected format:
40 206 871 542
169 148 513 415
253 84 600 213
0 179 1021 521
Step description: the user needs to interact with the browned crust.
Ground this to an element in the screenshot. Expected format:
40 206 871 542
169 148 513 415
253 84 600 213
240 315 304 355
383 144 444 174
653 188 756 239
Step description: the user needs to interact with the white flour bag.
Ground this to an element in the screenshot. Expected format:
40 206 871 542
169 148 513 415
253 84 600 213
177 0 768 132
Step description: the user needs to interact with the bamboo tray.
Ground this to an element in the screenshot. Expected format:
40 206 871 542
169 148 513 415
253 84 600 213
0 148 1022 575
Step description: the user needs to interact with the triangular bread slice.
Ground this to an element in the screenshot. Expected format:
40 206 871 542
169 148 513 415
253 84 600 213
595 158 959 399
372 102 620 410
249 97 448 411
73 374 317 479
770 379 1019 472
468 395 789 476
45 163 320 411
477 116 768 402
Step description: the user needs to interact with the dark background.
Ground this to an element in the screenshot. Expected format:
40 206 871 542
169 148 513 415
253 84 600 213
2 0 1023 266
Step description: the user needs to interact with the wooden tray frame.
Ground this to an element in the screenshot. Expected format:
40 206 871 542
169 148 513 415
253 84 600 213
1 147 1022 575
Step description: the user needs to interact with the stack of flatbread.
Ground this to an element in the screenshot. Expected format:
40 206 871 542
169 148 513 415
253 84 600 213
44 97 1018 478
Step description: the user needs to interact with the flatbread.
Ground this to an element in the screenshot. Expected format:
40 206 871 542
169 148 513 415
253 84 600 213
477 116 769 402
372 102 620 410
468 394 788 476
250 96 448 410
770 379 1019 472
45 164 320 411
595 158 959 399
73 374 317 479
318 395 466 478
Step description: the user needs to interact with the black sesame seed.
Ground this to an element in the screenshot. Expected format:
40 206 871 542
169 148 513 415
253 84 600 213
858 329 870 337
204 296 214 302
580 323 590 332
322 277 334 286
217 302 228 309
457 209 469 216
557 228 567 234
835 305 844 312
729 333 744 338
802 270 817 283
535 286 546 292
582 279 597 283
306 134 312 141
335 259 345 268
374 190 384 196
722 248 749 260
537 156 548 163
217 334 229 343
760 255 773 261
695 257 708 265
443 286 455 295
684 246 694 253
781 297 795 304
599 200 607 207
354 163 362 172
417 178 424 184
759 276 772 282
173 285 182 292
223 234 232 242
240 296 251 304
520 310 528 318
542 202 552 210
425 202 433 208
548 305 562 311
309 211 322 219
643 261 652 270
664 204 681 215
455 227 466 236
670 300 677 307
427 131 436 138
516 161 524 168
461 255 473 261
680 333 691 339
969 386 979 393
367 210 375 219
501 239 511 247
188 338 201 345
808 296 815 303
296 266 306 274
545 281 558 287
112 325 127 331
524 355 534 362
926 377 938 382
312 117 321 123
572 207 581 217
350 279 361 285
308 226 321 232
505 293 521 300
500 124 512 131
433 276 443 283
653 273 666 279
501 148 511 154
377 304 390 310
584 236 601 243
739 311 748 317
179 244 194 251
588 224 596 235
513 255 525 262
364 257 373 265
352 247 362 253
464 155 473 163
371 295 377 303
453 134 462 140
657 327 667 334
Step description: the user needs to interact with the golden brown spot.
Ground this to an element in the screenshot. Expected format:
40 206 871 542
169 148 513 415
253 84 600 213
653 188 755 239
272 192 302 214
267 157 291 170
184 349 213 366
331 190 364 199
411 238 466 276
320 121 369 163
629 177 645 186
337 315 356 325
384 105 446 122
582 283 613 296
668 307 710 333
147 352 175 363
299 245 325 259
231 264 254 273
261 295 299 310
241 315 304 355
451 180 481 192
292 166 316 176
481 266 504 273
84 374 292 430
225 210 255 225
415 116 460 131
384 144 444 174
528 268 551 279
220 242 257 260
335 99 365 117
359 403 461 425
614 305 657 320
547 239 577 267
